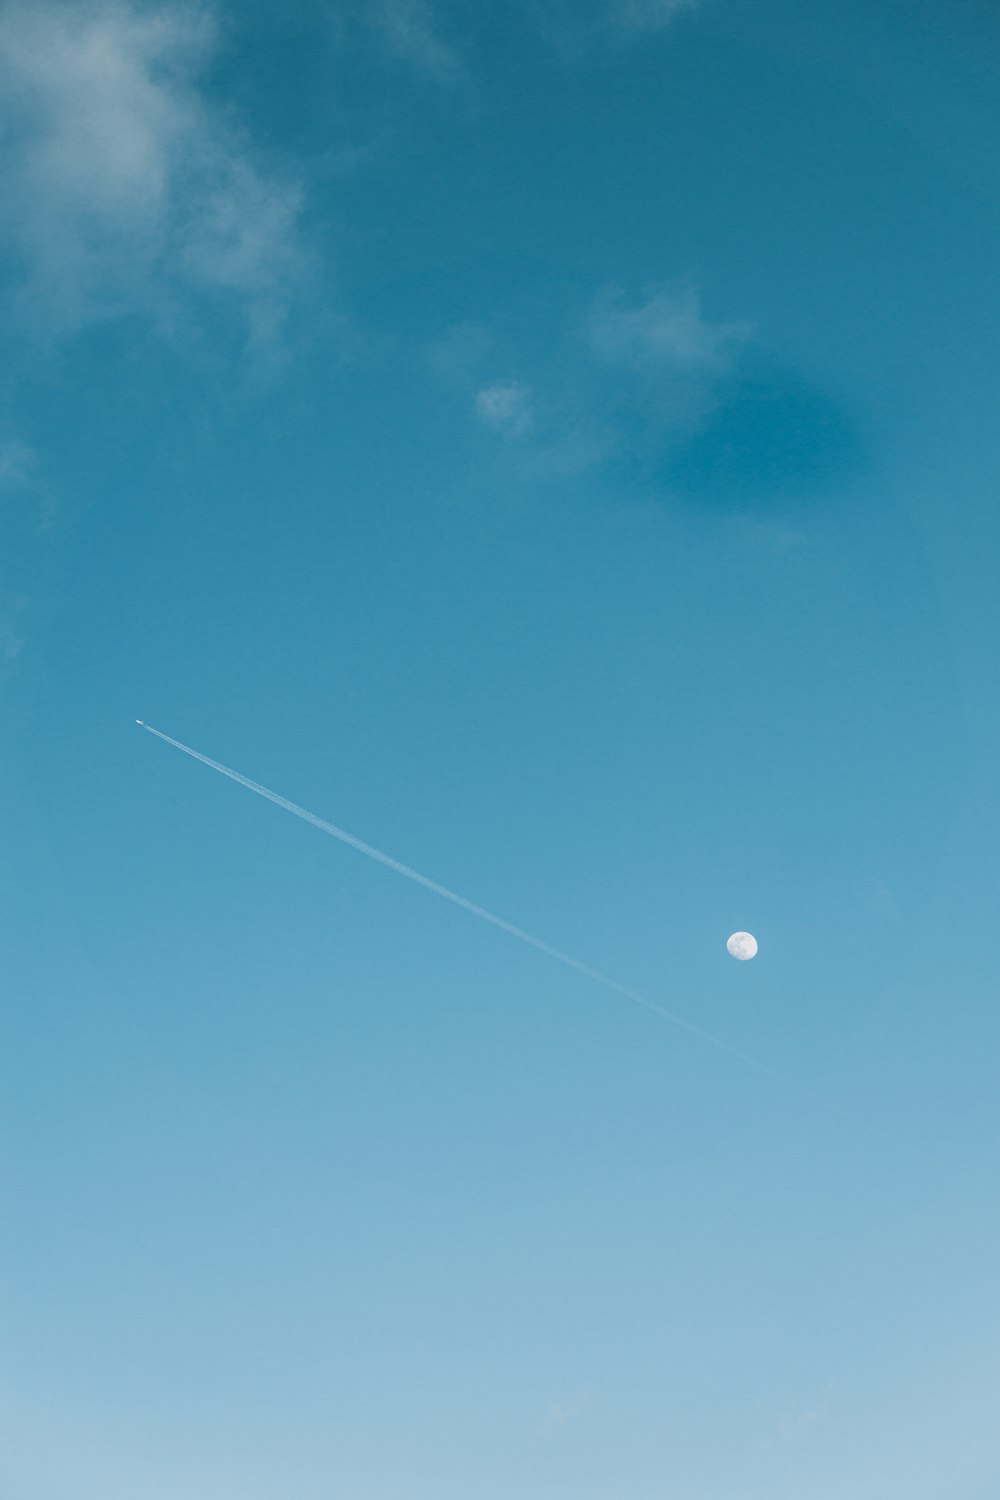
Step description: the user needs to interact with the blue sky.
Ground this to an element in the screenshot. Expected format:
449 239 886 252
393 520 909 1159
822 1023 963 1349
2 2 999 1496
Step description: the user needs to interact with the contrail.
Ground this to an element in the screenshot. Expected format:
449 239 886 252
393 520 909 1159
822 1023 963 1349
134 720 793 1091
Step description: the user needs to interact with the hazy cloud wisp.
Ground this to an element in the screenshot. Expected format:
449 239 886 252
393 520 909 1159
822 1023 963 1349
587 286 749 373
610 0 699 33
0 438 37 492
365 0 464 83
449 285 752 480
475 381 534 437
0 0 306 350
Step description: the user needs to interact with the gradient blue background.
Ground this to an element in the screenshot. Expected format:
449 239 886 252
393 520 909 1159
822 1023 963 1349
2 2 999 1495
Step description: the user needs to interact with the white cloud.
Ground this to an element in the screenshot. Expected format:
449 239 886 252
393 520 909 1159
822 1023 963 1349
544 1392 588 1428
475 381 534 436
366 0 464 84
610 0 699 32
531 0 698 57
588 286 748 373
1 615 25 664
0 0 306 350
455 284 751 481
0 436 48 683
0 438 37 491
0 586 28 686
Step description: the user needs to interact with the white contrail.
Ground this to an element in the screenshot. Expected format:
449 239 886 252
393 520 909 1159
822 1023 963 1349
135 719 789 1088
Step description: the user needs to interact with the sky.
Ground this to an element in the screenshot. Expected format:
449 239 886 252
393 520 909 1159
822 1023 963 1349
2 1 999 1496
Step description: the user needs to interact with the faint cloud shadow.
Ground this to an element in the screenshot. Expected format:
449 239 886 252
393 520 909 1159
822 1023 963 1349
662 364 866 506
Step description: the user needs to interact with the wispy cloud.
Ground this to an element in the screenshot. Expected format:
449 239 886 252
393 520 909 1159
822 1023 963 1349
0 437 37 492
475 381 534 436
0 0 307 353
610 0 699 33
442 284 751 482
0 432 51 683
588 286 748 373
543 1392 589 1429
532 0 699 57
365 0 464 84
452 281 857 507
0 597 26 678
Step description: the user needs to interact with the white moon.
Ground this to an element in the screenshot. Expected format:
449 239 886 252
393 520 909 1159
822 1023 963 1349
726 931 758 961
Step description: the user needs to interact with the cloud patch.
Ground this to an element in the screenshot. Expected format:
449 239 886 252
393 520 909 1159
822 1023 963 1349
533 0 700 57
366 0 465 83
0 438 37 492
587 285 752 447
588 286 748 374
475 381 534 436
610 0 699 32
435 284 747 479
0 0 307 352
439 284 861 505
0 436 42 688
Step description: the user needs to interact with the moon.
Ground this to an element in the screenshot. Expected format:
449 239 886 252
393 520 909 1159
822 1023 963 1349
726 931 758 961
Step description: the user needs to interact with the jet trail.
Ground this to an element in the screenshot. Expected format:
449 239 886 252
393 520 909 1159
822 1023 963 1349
135 720 790 1089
